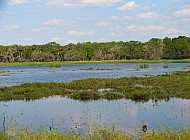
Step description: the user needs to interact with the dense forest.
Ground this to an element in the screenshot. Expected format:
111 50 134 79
0 36 190 62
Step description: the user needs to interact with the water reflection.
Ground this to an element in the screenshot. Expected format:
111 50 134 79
0 63 189 86
0 97 190 134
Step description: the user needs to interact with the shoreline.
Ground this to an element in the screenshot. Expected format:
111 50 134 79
0 59 190 66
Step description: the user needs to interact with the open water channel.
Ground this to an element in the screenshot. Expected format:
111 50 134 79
0 63 190 134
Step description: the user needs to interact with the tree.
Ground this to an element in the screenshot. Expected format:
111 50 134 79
144 38 163 59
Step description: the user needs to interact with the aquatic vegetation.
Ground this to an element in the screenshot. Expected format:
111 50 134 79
48 64 62 68
0 125 190 140
79 68 121 71
69 90 101 100
1 59 190 66
0 70 7 74
163 65 169 68
142 128 190 140
0 70 190 101
139 63 149 69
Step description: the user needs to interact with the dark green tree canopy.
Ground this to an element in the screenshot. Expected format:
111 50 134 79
0 36 189 62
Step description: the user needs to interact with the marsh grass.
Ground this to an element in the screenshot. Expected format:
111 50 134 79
0 70 8 74
48 64 62 68
0 125 190 140
163 65 169 69
0 59 190 66
141 128 190 140
0 70 190 101
139 63 149 69
79 68 121 71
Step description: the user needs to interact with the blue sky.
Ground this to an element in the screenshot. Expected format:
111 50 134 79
0 0 190 45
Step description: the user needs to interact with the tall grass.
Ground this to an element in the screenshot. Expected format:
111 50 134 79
0 59 190 66
0 70 7 74
0 126 190 140
139 63 149 69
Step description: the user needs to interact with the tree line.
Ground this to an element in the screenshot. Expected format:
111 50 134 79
0 36 190 62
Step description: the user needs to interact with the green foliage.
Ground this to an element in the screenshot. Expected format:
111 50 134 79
0 70 7 74
1 126 190 140
163 36 190 59
139 63 149 69
0 36 189 63
142 128 190 140
0 70 190 101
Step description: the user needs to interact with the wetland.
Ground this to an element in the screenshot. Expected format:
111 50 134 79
0 62 190 138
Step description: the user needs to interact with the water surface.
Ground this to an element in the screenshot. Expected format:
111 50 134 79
0 63 189 86
0 63 190 134
0 97 190 134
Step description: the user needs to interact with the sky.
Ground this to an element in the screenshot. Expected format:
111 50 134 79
0 0 190 45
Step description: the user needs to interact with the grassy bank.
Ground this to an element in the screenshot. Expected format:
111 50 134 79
0 59 190 66
0 126 190 140
0 70 190 101
0 70 7 74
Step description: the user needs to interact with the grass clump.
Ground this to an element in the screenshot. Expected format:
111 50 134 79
141 128 190 140
0 125 132 140
48 64 62 68
1 126 190 140
0 70 190 101
0 70 7 74
139 63 149 69
69 90 101 100
79 68 121 71
163 65 169 69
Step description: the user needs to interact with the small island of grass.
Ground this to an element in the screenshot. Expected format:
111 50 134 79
0 70 189 101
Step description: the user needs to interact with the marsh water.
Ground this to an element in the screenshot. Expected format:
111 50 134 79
0 63 189 86
0 63 190 134
0 97 190 134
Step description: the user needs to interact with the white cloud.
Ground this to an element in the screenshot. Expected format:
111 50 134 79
117 1 153 11
67 39 78 44
173 8 190 17
8 0 28 5
46 0 122 8
31 27 54 34
111 15 131 20
126 25 164 31
67 31 94 36
43 19 70 26
137 12 161 19
81 0 122 6
4 25 19 31
24 9 38 14
117 1 139 11
97 21 112 26
46 0 80 8
172 0 190 2
183 18 190 22
142 5 152 11
50 37 65 41
18 38 33 41
126 25 181 34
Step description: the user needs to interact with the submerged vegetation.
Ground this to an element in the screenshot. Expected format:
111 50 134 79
0 126 190 140
79 68 121 71
0 70 190 101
